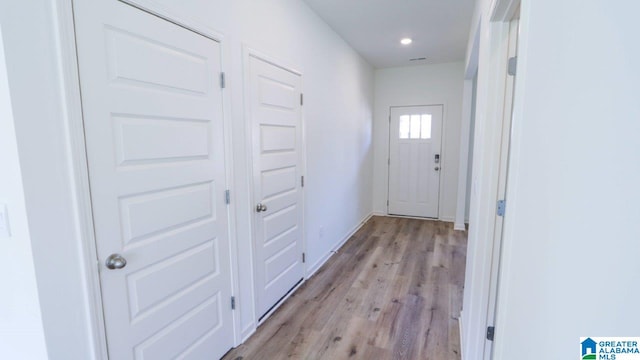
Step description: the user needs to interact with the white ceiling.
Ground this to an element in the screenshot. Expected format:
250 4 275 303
302 0 476 69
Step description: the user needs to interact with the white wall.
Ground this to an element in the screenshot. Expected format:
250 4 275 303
0 25 48 360
494 0 640 358
462 0 640 359
1 0 374 356
373 62 465 221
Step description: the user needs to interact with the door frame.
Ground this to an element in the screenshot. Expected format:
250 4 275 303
459 0 522 358
483 13 520 360
386 104 445 219
54 0 241 357
242 46 307 328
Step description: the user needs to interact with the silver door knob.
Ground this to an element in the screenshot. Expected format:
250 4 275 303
105 254 127 270
435 166 440 171
256 203 268 212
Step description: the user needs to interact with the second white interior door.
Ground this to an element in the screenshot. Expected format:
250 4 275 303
388 105 443 218
248 55 305 319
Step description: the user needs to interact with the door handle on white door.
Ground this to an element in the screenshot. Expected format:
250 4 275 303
256 203 268 212
435 167 440 171
105 254 127 270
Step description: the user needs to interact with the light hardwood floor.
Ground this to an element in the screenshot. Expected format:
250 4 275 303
223 216 467 360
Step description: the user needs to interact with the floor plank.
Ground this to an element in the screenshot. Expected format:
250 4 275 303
223 216 467 360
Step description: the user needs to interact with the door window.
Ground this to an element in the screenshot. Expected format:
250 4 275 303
399 114 432 139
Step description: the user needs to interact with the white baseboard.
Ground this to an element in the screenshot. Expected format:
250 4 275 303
382 213 455 223
454 222 467 231
305 212 373 278
374 212 456 224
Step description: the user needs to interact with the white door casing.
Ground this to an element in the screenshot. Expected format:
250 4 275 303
73 1 234 359
247 55 305 320
484 16 520 360
388 105 443 218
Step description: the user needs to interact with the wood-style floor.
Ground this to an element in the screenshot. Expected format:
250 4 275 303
223 216 467 360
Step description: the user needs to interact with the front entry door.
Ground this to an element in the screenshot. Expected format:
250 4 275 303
247 55 305 319
388 105 443 218
73 1 234 358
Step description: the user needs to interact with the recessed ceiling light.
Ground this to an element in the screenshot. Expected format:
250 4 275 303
400 38 413 45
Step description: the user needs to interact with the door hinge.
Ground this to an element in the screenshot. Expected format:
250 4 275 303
507 57 517 76
301 176 305 188
487 326 495 341
496 200 506 217
231 296 236 310
302 252 306 263
225 190 231 205
220 72 226 88
300 93 304 106
387 200 389 206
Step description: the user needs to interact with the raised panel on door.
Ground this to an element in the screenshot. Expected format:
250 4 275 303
248 55 304 319
388 105 443 218
73 1 234 359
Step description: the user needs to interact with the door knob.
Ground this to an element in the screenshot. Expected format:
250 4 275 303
435 166 440 171
105 254 127 270
256 203 268 212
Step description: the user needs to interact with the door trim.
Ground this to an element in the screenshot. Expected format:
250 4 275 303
490 0 520 22
484 11 521 360
118 0 225 41
460 0 522 358
54 1 108 357
242 45 307 335
56 1 239 356
386 104 445 219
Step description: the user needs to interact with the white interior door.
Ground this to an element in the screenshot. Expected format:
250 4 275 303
388 105 443 218
247 55 305 319
73 1 234 359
